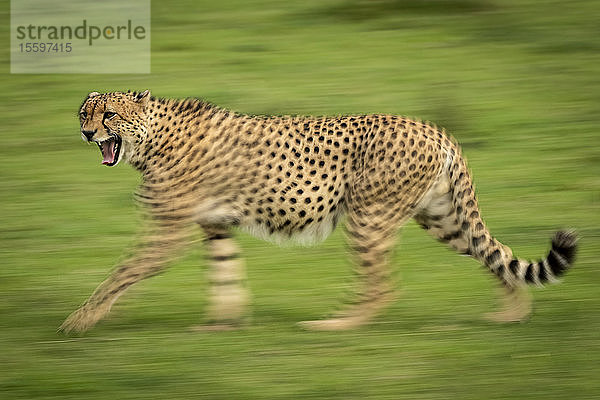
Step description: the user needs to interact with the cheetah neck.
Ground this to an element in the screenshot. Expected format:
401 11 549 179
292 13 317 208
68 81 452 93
133 97 227 174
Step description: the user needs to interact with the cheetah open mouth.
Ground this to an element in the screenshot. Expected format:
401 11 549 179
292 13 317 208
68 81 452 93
97 134 122 166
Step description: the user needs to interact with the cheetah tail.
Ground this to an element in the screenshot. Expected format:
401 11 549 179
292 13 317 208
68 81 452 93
448 151 578 286
508 230 578 284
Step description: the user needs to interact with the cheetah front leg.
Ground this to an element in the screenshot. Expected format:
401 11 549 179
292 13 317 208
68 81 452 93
192 226 250 331
59 219 192 334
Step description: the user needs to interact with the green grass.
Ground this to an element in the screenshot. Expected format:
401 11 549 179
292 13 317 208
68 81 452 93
1 0 600 398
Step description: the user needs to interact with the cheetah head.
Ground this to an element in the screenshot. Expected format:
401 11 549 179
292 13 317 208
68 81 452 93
79 90 151 167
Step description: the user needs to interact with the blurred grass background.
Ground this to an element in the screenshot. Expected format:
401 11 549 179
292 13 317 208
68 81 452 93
1 0 599 398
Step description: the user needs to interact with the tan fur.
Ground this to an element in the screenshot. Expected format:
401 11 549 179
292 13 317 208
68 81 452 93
59 91 577 334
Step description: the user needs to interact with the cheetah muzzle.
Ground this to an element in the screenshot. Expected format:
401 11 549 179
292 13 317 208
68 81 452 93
96 133 122 166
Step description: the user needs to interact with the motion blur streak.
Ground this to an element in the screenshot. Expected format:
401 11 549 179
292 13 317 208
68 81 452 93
1 1 599 399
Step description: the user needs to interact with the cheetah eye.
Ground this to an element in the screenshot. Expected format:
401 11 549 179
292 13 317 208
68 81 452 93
104 111 117 120
80 111 87 119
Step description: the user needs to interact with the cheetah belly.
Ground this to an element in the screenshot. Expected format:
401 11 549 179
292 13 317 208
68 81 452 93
239 206 344 246
192 191 345 246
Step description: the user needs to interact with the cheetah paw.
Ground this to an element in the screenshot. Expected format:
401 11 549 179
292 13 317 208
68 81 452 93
58 305 105 335
298 317 368 331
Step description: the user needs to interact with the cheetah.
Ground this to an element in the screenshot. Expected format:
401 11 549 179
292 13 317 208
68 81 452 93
59 90 577 333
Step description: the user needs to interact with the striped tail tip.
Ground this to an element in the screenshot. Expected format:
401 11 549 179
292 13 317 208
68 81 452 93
548 229 578 277
508 230 577 285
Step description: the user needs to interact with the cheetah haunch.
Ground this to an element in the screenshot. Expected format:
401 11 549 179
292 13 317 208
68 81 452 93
59 90 577 333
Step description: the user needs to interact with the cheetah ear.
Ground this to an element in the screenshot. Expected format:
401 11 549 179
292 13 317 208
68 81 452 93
88 91 100 98
135 90 151 102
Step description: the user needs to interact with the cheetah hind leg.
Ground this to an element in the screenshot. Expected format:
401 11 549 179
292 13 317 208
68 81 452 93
483 283 532 323
299 208 405 331
415 172 532 323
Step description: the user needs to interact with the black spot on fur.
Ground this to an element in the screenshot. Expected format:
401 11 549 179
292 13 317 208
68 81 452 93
207 232 231 241
525 263 535 283
486 249 501 265
537 261 548 282
472 235 485 247
509 259 519 275
495 264 504 277
212 254 239 262
441 231 461 242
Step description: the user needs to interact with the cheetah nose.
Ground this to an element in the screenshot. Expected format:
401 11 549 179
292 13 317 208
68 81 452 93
82 129 97 141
